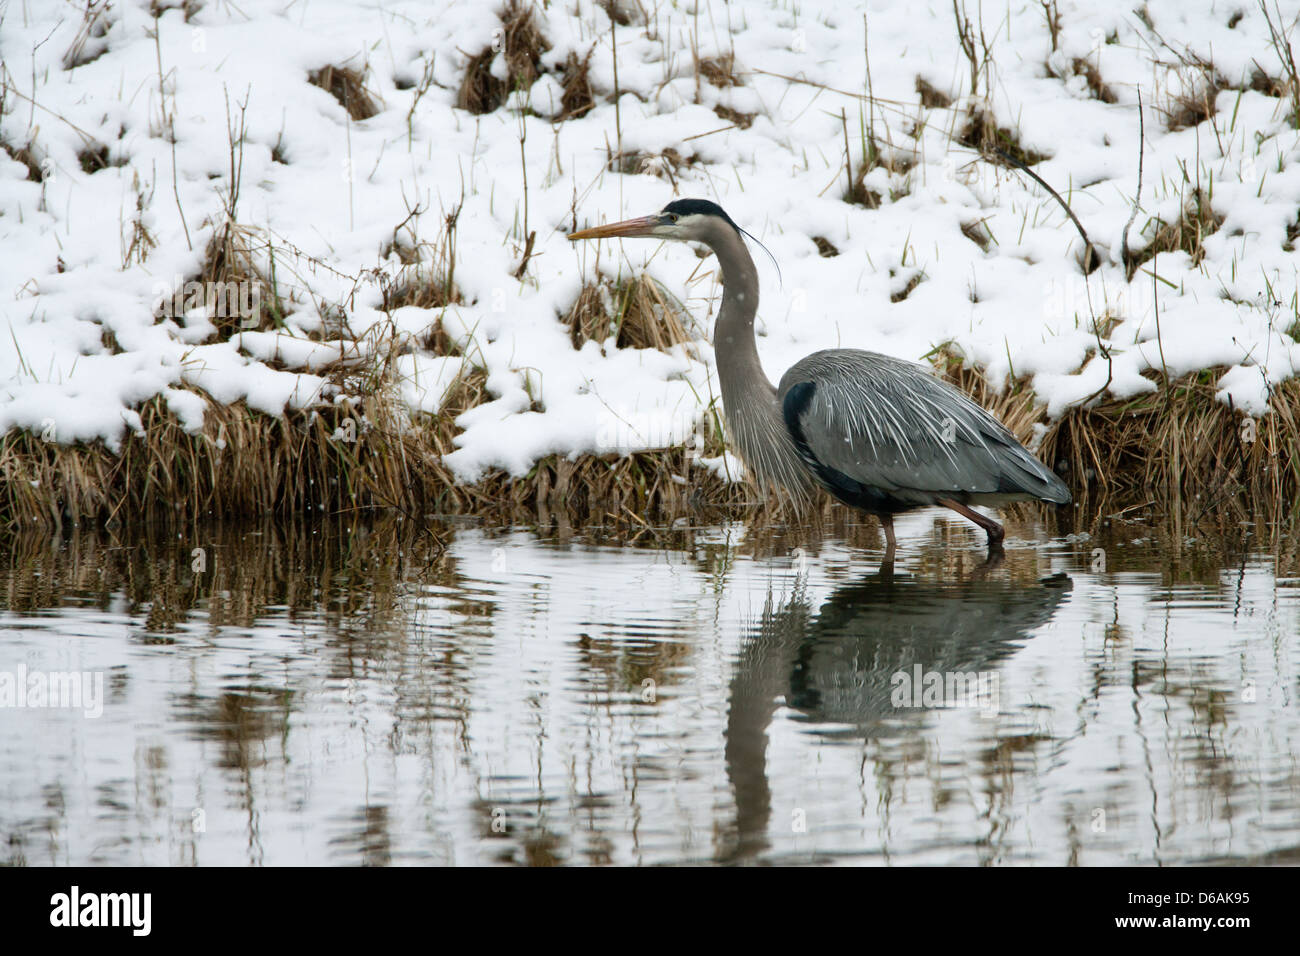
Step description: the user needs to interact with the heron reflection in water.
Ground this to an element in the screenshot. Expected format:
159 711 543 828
718 564 1070 863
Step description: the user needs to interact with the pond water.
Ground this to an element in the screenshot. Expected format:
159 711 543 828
2 510 1298 866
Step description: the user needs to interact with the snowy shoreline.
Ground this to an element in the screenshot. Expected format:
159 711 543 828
3 0 1299 523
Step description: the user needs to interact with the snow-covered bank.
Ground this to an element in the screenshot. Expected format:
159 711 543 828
2 0 1299 513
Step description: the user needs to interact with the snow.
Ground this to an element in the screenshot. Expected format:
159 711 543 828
3 0 1299 480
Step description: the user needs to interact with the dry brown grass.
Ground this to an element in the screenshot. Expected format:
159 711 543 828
597 0 639 27
697 53 741 88
1064 57 1118 103
0 260 737 531
959 107 1050 166
961 219 994 252
1284 210 1300 253
714 104 756 129
559 49 596 120
889 270 926 303
149 0 203 21
3 295 1295 535
606 146 696 186
77 142 115 173
1125 187 1223 276
812 236 840 258
0 361 496 533
0 391 412 530
457 1 550 115
192 220 285 335
379 261 462 316
1042 370 1300 533
566 274 699 355
915 76 953 109
1259 1 1300 129
62 0 113 70
309 65 380 121
471 445 756 528
1162 64 1224 131
841 116 915 209
930 345 1300 534
2 139 44 182
5 357 1296 535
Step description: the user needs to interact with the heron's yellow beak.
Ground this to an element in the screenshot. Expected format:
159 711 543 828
567 214 660 240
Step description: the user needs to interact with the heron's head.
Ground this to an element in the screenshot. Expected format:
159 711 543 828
567 198 742 244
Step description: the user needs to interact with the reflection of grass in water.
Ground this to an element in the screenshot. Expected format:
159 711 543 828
0 515 446 625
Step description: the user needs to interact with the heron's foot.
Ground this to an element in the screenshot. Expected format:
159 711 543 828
937 498 1005 548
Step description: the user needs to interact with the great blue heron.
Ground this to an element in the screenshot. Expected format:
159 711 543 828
568 198 1071 553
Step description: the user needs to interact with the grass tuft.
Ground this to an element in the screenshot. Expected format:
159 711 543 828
62 0 114 70
2 139 44 182
1070 57 1118 103
714 104 756 129
1164 72 1224 131
309 64 380 121
841 110 915 209
1258 1 1300 128
915 76 953 108
559 49 596 119
203 221 285 333
457 1 550 115
1284 208 1300 253
1125 187 1223 274
959 107 1049 166
889 269 926 303
812 236 840 258
77 142 117 173
961 219 993 252
379 263 462 315
566 275 699 356
597 0 638 27
698 53 742 88
148 0 203 21
607 146 694 186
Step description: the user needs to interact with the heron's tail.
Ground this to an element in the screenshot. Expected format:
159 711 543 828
999 443 1071 504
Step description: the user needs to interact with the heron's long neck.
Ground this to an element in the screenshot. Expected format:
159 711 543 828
712 232 772 400
709 227 810 497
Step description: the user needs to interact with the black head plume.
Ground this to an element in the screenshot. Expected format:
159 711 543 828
662 198 782 286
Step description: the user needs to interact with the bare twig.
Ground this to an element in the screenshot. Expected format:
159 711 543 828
151 11 191 250
1121 91 1146 279
993 147 1101 273
1260 0 1300 128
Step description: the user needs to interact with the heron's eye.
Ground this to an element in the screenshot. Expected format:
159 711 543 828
665 213 679 223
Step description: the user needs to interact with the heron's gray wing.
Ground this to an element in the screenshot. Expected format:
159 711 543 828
777 349 1069 506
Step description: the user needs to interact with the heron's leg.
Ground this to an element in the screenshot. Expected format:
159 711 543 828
879 513 897 552
936 498 1004 546
877 514 896 577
